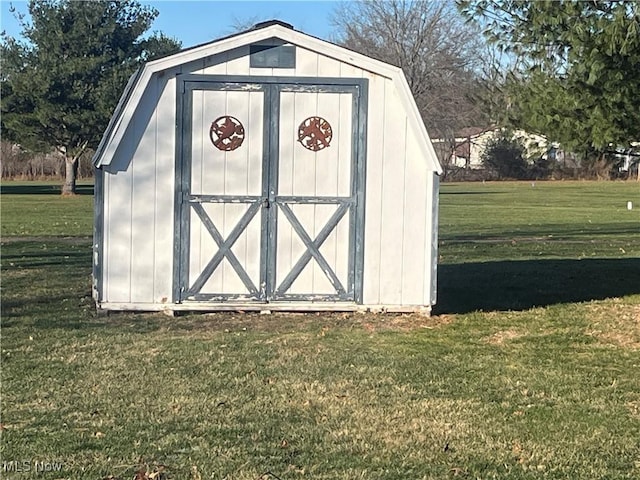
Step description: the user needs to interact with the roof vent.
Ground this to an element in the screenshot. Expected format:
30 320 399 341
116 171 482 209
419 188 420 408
252 20 294 31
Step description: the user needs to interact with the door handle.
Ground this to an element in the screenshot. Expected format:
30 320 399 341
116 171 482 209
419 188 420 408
262 198 270 209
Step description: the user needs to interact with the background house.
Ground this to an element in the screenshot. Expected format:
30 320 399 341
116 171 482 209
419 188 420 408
433 127 549 170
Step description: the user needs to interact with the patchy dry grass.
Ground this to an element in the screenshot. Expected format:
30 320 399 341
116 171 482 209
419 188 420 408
483 328 524 345
585 301 640 349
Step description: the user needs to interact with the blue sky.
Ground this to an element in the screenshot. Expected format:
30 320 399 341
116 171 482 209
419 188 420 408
1 1 340 46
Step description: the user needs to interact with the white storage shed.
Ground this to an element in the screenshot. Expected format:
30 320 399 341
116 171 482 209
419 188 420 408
92 21 442 313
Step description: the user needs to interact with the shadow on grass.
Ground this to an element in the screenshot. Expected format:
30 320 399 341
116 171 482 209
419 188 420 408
0 184 94 195
2 241 92 269
435 257 640 315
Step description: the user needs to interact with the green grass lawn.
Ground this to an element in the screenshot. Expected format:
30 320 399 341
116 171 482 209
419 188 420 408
1 180 639 479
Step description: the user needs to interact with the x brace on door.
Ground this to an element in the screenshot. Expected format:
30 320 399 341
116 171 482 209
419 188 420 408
186 200 261 300
274 200 351 298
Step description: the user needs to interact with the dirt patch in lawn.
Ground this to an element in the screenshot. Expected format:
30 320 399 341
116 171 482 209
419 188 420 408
585 301 640 350
192 311 455 334
483 329 523 345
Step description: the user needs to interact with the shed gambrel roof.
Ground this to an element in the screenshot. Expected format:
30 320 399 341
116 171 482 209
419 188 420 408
93 21 443 174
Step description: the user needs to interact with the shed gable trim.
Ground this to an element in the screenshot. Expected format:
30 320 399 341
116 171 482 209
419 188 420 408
93 24 442 174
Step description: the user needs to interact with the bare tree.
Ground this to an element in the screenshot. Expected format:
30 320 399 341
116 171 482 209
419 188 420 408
331 0 490 172
228 15 263 34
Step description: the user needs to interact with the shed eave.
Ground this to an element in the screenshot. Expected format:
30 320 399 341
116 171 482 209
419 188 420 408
93 23 442 174
92 66 142 168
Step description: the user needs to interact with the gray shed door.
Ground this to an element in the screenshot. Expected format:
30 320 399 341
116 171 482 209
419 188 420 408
177 77 366 304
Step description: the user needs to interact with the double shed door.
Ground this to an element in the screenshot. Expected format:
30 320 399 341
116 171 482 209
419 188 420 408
177 76 367 304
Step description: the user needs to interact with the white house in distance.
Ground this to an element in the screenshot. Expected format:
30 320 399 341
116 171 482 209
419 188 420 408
433 127 549 169
92 21 443 314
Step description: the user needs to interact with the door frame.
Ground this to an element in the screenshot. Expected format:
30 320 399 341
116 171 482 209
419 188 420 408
173 74 368 304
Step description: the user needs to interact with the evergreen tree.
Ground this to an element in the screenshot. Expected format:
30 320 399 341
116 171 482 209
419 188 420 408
1 0 181 193
481 132 529 179
460 0 640 176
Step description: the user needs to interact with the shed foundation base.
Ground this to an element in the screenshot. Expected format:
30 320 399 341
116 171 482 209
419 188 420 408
96 302 432 315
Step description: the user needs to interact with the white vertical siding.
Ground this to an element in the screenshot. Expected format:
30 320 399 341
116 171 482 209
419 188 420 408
279 90 316 293
361 73 384 305
327 92 352 291
104 171 133 303
103 73 177 305
129 74 157 303
361 77 435 307
339 61 365 79
225 46 251 75
376 82 407 305
400 127 429 304
316 54 342 78
201 51 229 75
428 173 439 305
294 47 319 76
153 74 176 304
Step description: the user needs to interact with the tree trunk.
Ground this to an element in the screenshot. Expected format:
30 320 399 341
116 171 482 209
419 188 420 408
62 156 79 195
589 152 611 180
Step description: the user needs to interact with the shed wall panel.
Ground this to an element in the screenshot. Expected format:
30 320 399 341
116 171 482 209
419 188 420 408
376 83 407 305
361 77 435 307
427 173 439 305
339 61 365 79
295 47 319 76
104 169 133 303
225 46 251 75
316 54 342 78
401 128 428 304
129 76 157 303
103 75 177 304
361 73 386 305
202 52 229 75
153 75 176 303
101 165 111 301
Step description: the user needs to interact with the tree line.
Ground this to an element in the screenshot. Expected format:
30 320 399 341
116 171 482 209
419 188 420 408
2 0 639 193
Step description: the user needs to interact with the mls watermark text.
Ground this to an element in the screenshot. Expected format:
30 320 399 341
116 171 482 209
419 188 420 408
2 460 64 474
